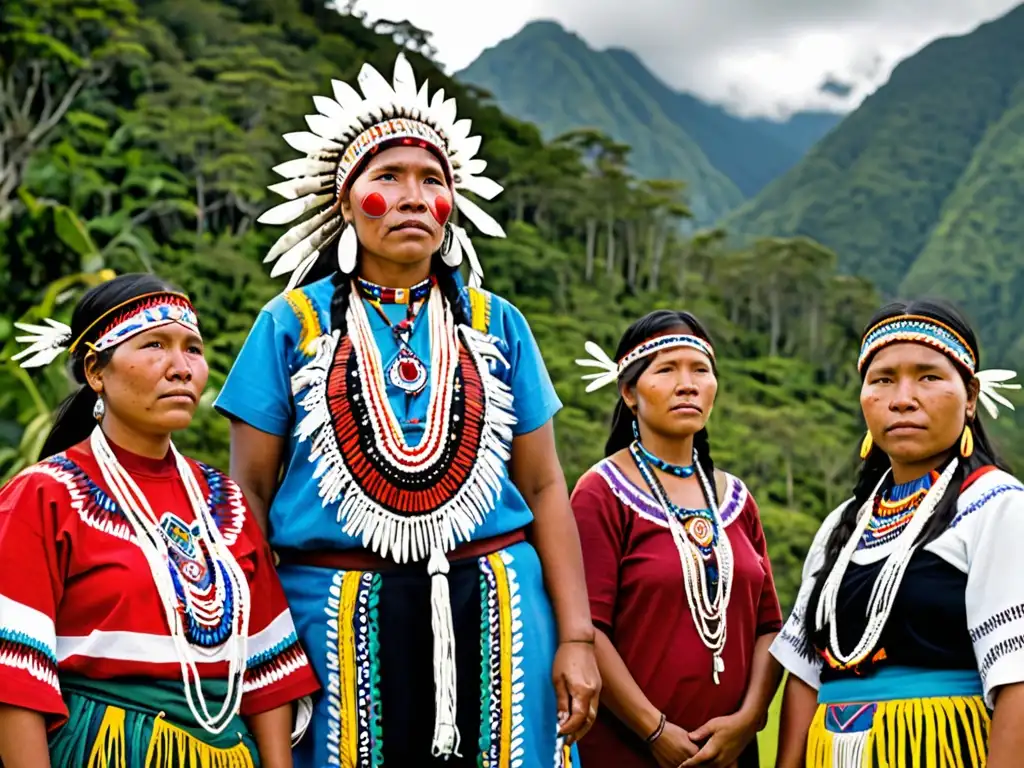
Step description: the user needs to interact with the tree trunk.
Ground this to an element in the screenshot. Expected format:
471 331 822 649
626 220 639 291
585 218 597 281
604 209 615 276
196 173 206 236
769 279 781 357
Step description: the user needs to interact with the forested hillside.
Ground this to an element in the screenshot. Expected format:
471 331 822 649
725 3 1024 375
3 0 889 614
458 20 841 221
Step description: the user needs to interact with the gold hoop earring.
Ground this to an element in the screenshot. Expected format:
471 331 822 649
960 424 974 458
859 430 873 460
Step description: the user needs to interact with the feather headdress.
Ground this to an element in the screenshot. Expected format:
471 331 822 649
258 53 505 289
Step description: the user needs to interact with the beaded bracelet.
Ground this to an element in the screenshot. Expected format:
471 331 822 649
645 713 667 745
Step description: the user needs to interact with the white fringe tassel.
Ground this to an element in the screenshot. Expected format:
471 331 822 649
429 546 461 758
832 730 869 768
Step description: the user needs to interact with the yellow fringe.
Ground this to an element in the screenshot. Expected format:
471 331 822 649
144 714 255 767
337 571 363 768
85 705 254 768
806 696 990 768
488 553 513 768
87 706 128 768
468 287 490 332
284 289 323 356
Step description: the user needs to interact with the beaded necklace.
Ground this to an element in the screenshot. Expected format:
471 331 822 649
859 471 937 550
355 275 436 395
630 440 733 683
90 427 250 734
816 460 957 671
634 439 696 479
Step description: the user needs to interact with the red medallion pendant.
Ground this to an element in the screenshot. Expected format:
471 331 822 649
388 346 428 395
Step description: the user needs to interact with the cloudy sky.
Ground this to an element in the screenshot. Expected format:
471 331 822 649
356 0 1020 118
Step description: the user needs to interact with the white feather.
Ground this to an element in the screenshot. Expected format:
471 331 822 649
416 81 430 111
584 340 617 370
458 175 502 201
977 369 1020 384
305 114 351 143
283 131 343 155
430 88 446 112
454 226 484 287
313 95 347 120
271 217 344 278
392 53 417 101
438 98 457 128
272 157 336 179
331 79 364 112
449 119 472 143
584 372 618 393
11 318 73 368
267 175 333 200
264 206 337 262
258 193 333 225
454 192 506 238
457 135 482 159
461 159 487 177
358 62 395 102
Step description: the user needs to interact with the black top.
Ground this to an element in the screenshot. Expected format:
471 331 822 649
820 549 974 683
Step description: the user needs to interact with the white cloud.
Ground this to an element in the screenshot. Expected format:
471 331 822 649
355 0 1021 118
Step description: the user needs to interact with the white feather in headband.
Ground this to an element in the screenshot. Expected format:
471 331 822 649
11 318 74 368
258 52 505 290
976 369 1020 419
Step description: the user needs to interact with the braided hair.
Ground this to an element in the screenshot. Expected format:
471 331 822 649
605 309 718 501
803 298 1010 656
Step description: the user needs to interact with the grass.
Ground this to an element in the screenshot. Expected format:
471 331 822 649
757 686 783 767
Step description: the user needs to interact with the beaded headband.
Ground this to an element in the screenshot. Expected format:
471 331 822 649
576 334 716 393
12 292 199 369
257 52 506 291
858 314 1019 420
858 315 976 374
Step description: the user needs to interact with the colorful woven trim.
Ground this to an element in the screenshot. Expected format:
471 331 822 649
620 334 715 370
356 275 435 305
338 119 451 193
325 570 384 767
858 315 975 374
478 550 525 768
577 333 715 393
84 294 199 354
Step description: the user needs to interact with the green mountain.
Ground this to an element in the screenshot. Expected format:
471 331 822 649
724 3 1024 365
458 21 841 223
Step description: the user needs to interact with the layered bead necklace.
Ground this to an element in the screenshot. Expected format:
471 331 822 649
859 470 937 550
630 440 733 684
815 460 957 671
356 275 434 395
90 427 250 734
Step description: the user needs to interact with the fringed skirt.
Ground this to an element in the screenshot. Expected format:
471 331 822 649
279 538 580 768
807 667 991 768
48 675 258 767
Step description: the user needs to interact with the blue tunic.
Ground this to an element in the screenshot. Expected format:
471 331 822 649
216 275 579 767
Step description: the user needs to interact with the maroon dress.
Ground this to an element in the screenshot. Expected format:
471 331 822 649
570 458 783 767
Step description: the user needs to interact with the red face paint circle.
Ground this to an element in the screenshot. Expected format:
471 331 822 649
360 192 388 219
432 195 452 225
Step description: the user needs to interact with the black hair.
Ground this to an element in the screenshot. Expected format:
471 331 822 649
804 298 1009 656
38 273 183 460
604 309 719 500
